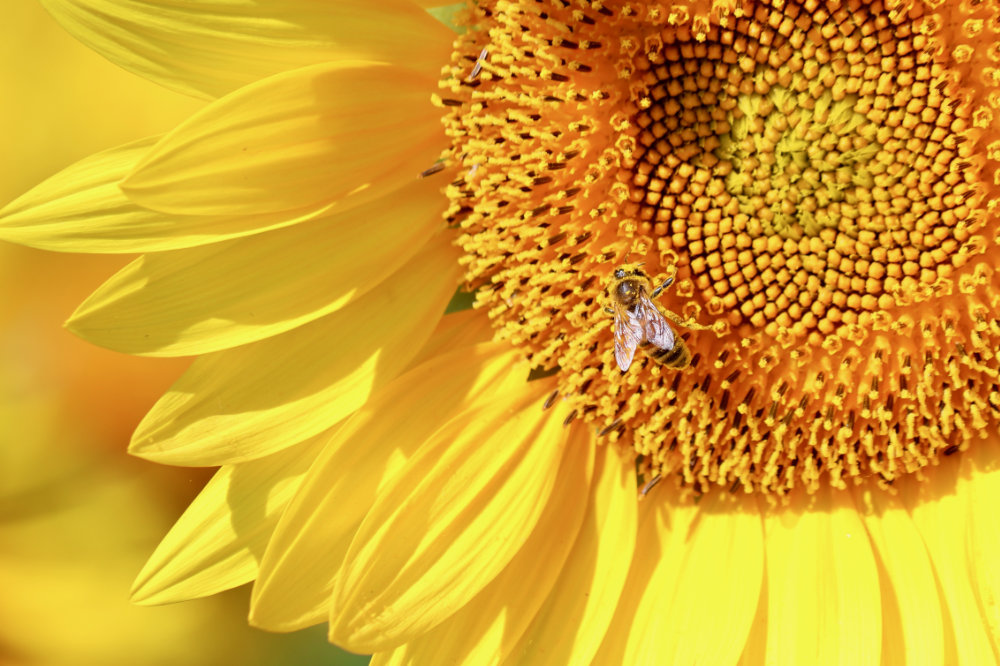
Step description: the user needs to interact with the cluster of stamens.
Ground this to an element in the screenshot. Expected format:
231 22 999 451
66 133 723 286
439 0 1000 495
624 5 984 347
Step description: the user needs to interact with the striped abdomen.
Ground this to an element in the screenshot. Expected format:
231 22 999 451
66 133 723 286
640 337 691 369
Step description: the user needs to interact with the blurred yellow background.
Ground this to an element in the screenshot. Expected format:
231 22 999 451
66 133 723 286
0 4 367 664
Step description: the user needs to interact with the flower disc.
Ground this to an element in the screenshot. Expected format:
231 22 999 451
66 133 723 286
441 0 1000 495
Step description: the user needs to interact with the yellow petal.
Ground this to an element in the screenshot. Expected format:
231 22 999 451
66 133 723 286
902 453 997 664
853 484 944 666
122 62 444 217
659 490 762 665
0 137 344 253
131 434 326 605
737 583 768 665
128 236 459 465
761 487 881 665
591 495 694 664
329 380 562 653
502 442 638 666
594 485 763 665
67 178 444 355
39 0 452 100
375 425 593 666
249 342 527 632
964 440 1000 655
404 308 494 373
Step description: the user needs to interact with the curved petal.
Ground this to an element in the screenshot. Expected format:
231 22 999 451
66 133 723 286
502 442 637 666
329 381 562 653
128 236 459 465
403 309 494 373
121 62 444 217
131 434 326 605
902 453 998 664
40 0 452 100
249 342 529 632
853 484 945 666
761 487 881 665
0 137 339 253
591 493 692 664
964 440 1000 656
67 178 444 355
594 485 763 665
375 427 593 666
737 582 768 665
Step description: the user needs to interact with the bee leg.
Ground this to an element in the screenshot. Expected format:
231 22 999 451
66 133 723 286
650 277 674 299
603 306 614 315
662 309 714 330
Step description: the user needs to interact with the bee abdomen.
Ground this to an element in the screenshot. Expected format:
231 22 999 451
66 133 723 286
642 339 691 369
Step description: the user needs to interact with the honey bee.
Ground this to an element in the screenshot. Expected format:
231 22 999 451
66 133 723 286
604 265 694 372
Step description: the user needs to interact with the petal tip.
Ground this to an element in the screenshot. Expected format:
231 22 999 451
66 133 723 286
246 603 309 634
129 573 165 607
326 623 360 654
326 612 390 656
127 424 177 465
127 438 176 465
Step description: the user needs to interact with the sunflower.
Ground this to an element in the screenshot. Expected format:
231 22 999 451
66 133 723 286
5 0 1000 663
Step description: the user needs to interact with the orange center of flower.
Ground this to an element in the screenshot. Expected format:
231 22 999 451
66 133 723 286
439 0 1000 495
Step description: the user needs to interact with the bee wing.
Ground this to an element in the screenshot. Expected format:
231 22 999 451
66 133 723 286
636 294 676 350
612 301 644 371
